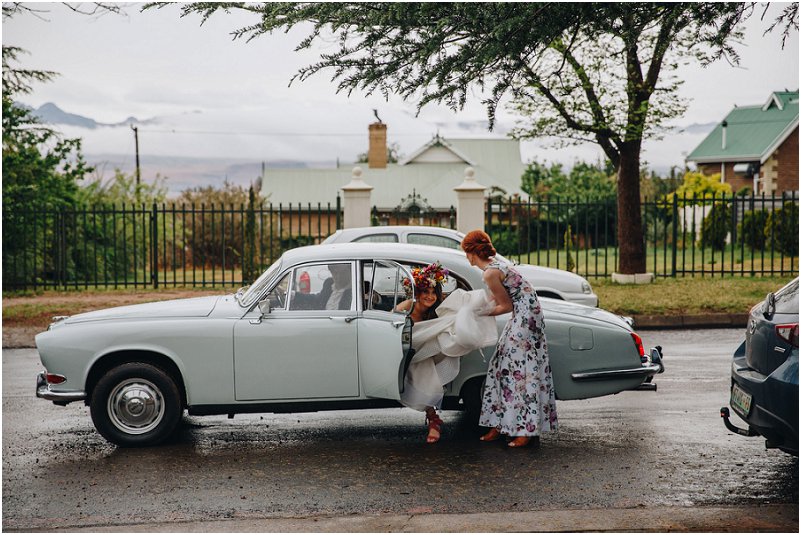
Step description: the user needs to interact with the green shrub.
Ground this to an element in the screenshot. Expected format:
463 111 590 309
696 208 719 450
700 203 730 250
765 202 799 256
488 228 518 256
737 209 769 250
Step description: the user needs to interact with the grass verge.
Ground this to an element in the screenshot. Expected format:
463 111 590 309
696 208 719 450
593 275 796 316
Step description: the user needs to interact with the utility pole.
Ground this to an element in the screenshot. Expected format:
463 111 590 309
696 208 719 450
131 125 141 186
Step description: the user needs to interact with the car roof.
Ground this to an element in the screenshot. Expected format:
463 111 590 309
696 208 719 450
330 226 465 238
282 242 470 265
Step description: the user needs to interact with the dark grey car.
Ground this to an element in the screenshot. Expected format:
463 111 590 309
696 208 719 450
721 277 799 455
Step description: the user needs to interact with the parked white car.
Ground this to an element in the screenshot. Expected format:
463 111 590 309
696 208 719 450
323 226 598 306
36 243 662 447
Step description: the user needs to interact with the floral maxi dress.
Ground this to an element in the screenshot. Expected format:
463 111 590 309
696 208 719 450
479 260 558 436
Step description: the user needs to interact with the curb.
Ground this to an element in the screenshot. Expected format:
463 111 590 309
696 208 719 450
9 504 798 532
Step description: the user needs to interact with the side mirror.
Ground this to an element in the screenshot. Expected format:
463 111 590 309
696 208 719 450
763 292 776 319
258 298 272 316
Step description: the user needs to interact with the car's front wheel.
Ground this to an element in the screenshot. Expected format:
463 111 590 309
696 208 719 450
90 363 182 447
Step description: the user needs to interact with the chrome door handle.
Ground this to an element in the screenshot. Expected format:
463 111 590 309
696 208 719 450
330 316 358 323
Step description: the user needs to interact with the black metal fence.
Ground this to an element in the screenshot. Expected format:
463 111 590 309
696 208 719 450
3 192 797 290
2 200 341 290
487 191 798 279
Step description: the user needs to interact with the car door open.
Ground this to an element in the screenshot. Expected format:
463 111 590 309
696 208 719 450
359 260 415 401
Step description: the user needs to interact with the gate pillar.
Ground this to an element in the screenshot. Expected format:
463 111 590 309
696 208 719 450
454 167 487 233
342 167 374 229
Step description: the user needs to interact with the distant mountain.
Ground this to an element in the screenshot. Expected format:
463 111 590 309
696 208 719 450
28 102 156 129
674 121 718 134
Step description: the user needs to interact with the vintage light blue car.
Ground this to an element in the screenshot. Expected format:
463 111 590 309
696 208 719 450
36 243 663 447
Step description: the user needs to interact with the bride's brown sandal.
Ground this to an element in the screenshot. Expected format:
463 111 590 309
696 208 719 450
425 410 443 444
480 428 502 442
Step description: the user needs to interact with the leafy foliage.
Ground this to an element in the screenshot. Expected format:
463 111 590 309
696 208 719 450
765 202 799 256
2 44 95 287
668 171 732 202
701 203 731 250
78 170 169 206
521 160 616 199
737 209 769 250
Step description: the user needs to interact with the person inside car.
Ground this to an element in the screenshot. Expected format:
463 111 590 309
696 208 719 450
291 263 352 311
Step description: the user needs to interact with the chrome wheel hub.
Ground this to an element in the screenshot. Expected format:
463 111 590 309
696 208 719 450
107 378 165 435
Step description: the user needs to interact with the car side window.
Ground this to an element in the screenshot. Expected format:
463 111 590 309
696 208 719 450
264 272 290 311
353 234 399 243
289 263 354 311
363 262 406 312
407 233 461 249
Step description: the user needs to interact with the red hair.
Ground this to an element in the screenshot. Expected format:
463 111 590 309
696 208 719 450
461 230 496 260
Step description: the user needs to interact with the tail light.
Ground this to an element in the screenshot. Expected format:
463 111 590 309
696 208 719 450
45 373 67 384
775 323 799 348
631 332 646 361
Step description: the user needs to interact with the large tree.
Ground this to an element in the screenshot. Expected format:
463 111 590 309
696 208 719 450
166 2 798 273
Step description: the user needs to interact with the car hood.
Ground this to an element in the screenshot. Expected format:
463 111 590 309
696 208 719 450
64 296 222 324
516 264 586 291
541 298 631 330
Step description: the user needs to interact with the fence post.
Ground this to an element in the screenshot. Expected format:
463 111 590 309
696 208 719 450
151 203 159 289
671 194 678 277
336 194 342 230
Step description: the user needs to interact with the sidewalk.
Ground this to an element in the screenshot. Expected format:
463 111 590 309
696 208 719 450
13 504 798 532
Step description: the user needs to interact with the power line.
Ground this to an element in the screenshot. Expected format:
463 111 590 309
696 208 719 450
139 128 432 137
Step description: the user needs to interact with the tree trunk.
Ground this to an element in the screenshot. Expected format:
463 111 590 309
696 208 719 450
616 141 646 274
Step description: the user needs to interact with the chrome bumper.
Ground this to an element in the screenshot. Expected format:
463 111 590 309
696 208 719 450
36 372 87 405
571 346 665 381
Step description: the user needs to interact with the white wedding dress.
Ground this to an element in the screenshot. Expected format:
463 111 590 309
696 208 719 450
400 288 499 411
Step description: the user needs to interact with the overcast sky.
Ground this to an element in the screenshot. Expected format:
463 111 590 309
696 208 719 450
3 2 799 175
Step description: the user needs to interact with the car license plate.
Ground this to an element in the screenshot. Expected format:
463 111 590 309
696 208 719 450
731 384 753 417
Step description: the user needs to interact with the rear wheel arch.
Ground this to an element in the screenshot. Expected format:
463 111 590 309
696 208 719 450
86 350 187 407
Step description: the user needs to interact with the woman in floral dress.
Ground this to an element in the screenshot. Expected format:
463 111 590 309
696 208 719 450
461 230 558 448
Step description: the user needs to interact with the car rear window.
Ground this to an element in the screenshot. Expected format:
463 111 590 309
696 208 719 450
353 234 399 243
407 233 461 249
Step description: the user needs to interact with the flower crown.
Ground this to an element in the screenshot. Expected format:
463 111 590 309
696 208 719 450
403 261 449 295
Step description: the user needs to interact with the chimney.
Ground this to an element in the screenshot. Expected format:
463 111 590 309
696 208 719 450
368 121 387 169
721 120 728 150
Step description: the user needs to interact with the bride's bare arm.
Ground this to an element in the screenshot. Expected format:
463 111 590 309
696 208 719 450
394 299 413 313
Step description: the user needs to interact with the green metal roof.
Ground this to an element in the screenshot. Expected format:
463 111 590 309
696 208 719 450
261 138 527 209
687 90 799 164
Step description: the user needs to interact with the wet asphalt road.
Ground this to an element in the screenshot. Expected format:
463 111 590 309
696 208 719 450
3 328 798 531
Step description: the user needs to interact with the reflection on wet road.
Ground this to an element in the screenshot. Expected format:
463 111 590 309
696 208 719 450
3 329 797 530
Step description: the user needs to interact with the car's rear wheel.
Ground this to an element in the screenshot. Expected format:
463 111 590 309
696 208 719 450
90 362 182 447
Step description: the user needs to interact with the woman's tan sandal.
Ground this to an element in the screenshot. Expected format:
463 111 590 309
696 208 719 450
480 428 502 442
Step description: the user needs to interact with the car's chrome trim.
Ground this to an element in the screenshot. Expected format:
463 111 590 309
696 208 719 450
36 372 86 403
571 363 662 381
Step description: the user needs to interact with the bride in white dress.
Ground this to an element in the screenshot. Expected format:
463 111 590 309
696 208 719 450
395 262 498 443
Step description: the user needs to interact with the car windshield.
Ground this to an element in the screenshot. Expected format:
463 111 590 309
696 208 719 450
238 259 282 307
